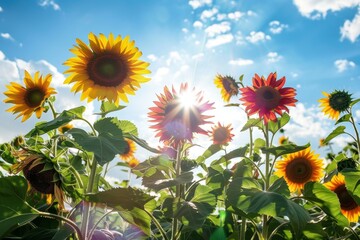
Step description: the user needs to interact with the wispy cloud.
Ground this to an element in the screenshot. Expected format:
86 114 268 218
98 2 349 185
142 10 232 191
228 11 244 21
193 20 203 29
205 21 231 37
1 33 14 41
341 11 360 42
229 58 254 66
205 33 233 48
267 52 282 63
200 7 218 21
334 59 356 72
246 31 271 43
188 0 212 9
38 0 61 11
269 20 288 34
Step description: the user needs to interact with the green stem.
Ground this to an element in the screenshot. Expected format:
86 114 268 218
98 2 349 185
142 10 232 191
88 210 114 240
348 111 360 160
144 209 170 240
47 101 58 119
58 162 84 189
171 143 183 240
262 124 270 240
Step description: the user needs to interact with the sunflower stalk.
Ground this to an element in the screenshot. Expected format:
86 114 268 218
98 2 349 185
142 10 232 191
347 110 360 160
171 143 183 240
262 124 270 240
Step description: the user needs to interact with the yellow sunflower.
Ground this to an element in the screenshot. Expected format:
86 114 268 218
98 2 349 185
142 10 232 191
319 90 352 120
119 139 137 162
128 158 140 168
4 70 56 122
275 148 324 192
214 74 239 102
63 32 151 105
278 136 288 145
324 173 360 223
58 123 74 134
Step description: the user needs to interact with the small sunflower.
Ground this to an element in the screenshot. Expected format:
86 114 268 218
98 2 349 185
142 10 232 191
319 138 327 147
4 70 56 122
128 158 140 168
63 32 151 105
240 72 297 124
58 123 74 134
324 173 360 223
275 148 324 192
119 139 137 162
319 90 352 120
278 136 288 145
148 83 214 145
214 74 239 102
12 150 64 209
209 122 234 145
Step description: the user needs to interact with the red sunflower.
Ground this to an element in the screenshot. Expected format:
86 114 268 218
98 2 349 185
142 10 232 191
240 72 297 124
209 122 234 145
148 83 214 145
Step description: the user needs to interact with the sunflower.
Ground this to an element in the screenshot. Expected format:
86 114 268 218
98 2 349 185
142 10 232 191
278 136 288 145
319 138 327 147
119 139 137 162
319 90 352 120
58 123 74 134
148 83 214 145
240 72 297 124
63 32 151 104
214 74 239 102
4 70 56 122
275 148 324 192
209 122 234 145
324 173 360 222
128 158 140 168
11 150 64 209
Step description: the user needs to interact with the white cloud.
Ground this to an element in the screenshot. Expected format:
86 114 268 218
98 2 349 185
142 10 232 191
166 51 182 65
216 13 227 21
193 20 203 29
267 52 282 63
200 7 218 21
246 31 271 43
269 20 288 34
152 67 170 82
147 54 158 62
228 11 244 21
182 28 189 33
334 59 356 72
229 58 254 66
293 0 360 19
291 72 299 78
247 10 256 16
340 11 360 42
0 51 5 60
1 33 14 41
0 6 3 12
38 0 60 11
188 0 212 9
205 33 234 48
205 21 231 37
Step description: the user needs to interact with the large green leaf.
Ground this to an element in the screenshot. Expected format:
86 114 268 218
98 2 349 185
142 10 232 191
261 143 310 160
303 182 348 227
241 118 262 132
342 170 360 205
268 113 290 134
0 213 39 238
323 126 346 145
116 120 138 136
96 101 126 116
142 171 193 191
195 144 222 164
26 106 85 136
211 146 248 166
335 114 351 125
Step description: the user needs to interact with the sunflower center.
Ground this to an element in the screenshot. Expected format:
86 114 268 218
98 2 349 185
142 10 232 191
123 141 130 155
255 86 281 110
24 88 45 108
334 185 358 211
329 91 352 112
23 162 56 194
222 77 238 94
164 100 201 131
285 157 313 183
213 127 229 144
88 53 128 87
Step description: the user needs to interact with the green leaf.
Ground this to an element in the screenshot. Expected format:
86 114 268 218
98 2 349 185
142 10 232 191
268 177 290 197
123 134 161 154
261 143 310 160
142 171 193 191
342 170 360 205
303 182 348 227
268 113 290 134
0 213 39 238
116 120 138 136
97 101 126 115
211 146 248 166
224 103 240 107
26 106 85 136
94 117 123 137
335 114 351 125
241 118 262 132
195 144 222 164
323 126 346 145
302 223 327 240
350 98 360 107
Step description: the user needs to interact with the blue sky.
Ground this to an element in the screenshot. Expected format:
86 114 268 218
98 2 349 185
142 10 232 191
1 0 360 170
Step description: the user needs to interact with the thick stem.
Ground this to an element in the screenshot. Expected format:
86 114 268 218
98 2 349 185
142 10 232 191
171 143 183 240
348 111 360 160
262 124 270 240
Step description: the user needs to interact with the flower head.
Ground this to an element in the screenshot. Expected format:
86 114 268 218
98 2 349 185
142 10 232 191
58 123 73 134
275 148 324 192
63 32 150 105
319 90 352 120
128 158 140 168
4 70 56 122
324 174 360 223
214 74 239 102
240 72 297 124
209 122 234 145
119 139 137 162
278 136 288 145
148 83 214 145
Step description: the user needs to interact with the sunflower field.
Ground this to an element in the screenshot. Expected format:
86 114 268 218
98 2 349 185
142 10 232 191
0 33 360 240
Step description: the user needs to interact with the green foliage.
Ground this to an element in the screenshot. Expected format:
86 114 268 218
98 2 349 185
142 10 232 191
342 170 360 205
97 101 126 116
268 113 290 134
195 144 222 164
323 126 346 145
261 143 310 159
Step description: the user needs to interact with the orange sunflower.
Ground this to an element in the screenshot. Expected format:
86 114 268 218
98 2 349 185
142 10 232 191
119 139 137 162
214 74 239 102
319 90 352 120
63 32 150 104
275 148 324 192
209 122 234 145
128 158 140 168
324 173 360 223
4 70 56 122
240 72 297 124
148 83 214 145
58 123 74 134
